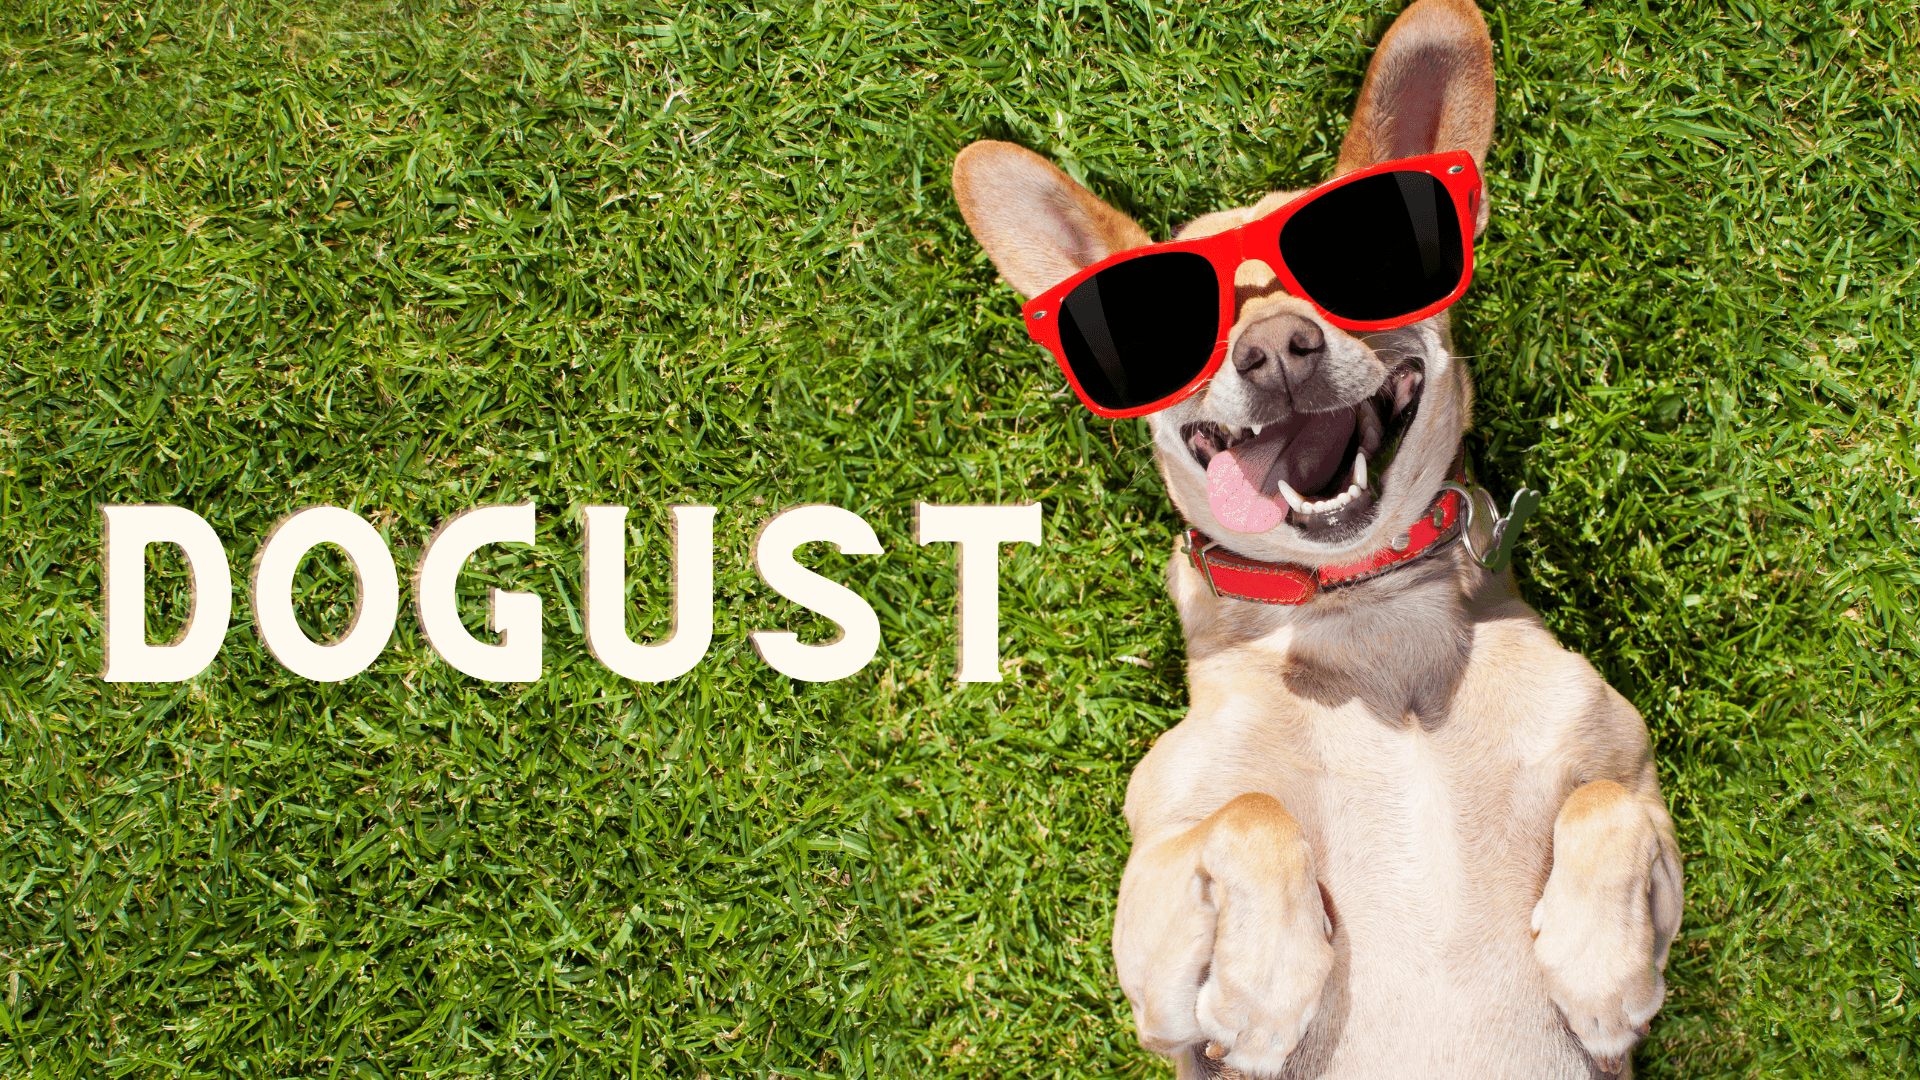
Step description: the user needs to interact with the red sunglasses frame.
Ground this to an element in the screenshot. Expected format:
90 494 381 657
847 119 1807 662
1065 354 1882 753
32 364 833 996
1020 150 1482 419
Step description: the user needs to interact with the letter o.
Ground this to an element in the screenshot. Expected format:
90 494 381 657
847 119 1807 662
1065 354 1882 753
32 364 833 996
251 506 399 682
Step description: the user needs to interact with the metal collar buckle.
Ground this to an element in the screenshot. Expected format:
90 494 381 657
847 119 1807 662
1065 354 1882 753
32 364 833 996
1193 535 1224 598
1441 481 1543 574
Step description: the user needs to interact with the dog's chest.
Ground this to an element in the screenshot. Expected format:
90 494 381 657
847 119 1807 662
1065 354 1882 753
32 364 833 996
1187 644 1569 935
1295 698 1550 922
1310 711 1477 887
1278 690 1580 1070
1207 612 1584 912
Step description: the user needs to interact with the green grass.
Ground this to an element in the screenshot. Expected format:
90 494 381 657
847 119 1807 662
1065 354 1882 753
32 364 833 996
0 0 1915 1076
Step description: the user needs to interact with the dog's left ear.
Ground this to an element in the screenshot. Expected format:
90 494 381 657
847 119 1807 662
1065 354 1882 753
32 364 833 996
1337 0 1496 236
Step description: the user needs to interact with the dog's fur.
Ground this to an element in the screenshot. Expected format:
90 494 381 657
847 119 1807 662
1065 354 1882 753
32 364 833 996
951 2 1683 1077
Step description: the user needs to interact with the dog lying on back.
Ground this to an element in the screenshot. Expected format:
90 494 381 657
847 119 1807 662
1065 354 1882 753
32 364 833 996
952 1 1682 1077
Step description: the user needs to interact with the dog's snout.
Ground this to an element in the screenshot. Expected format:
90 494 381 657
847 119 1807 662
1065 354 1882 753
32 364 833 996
1232 314 1327 393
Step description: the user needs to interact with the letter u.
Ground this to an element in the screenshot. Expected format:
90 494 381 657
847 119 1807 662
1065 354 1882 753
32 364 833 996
581 505 716 681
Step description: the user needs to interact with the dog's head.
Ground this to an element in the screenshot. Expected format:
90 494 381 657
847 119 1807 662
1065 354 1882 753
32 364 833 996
953 0 1495 566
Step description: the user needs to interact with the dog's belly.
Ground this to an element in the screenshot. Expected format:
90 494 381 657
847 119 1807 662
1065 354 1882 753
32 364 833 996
1280 698 1595 1078
1144 611 1634 1077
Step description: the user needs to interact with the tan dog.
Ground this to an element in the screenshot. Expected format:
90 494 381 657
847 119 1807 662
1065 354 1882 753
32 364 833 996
951 1 1682 1077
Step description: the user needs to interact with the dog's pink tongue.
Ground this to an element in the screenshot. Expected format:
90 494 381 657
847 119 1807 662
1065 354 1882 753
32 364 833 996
1206 438 1287 534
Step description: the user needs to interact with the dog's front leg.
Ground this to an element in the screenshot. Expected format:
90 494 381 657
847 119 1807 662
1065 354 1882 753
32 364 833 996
1531 780 1684 1074
1114 793 1333 1079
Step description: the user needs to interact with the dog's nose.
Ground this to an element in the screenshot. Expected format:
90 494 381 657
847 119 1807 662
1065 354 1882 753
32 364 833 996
1232 314 1326 393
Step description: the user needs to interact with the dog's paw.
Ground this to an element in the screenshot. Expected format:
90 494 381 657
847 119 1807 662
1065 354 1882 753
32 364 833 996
1193 899 1333 1078
1531 782 1681 1073
1532 893 1661 1072
1116 794 1333 1079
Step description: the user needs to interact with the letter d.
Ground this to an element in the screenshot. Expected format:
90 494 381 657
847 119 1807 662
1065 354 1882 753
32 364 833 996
101 505 233 682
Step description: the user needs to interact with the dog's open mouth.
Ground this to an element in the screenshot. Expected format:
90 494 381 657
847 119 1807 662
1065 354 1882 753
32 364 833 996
1182 359 1424 539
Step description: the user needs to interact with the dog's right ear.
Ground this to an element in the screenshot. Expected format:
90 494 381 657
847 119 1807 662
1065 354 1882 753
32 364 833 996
952 141 1151 300
1338 0 1496 234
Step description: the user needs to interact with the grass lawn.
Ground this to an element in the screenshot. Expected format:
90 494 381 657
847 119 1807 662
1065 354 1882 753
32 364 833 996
1 0 1915 1076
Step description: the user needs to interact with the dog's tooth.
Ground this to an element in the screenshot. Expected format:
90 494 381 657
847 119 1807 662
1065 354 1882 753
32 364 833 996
1360 405 1385 454
1251 423 1264 436
1354 450 1368 490
1277 481 1308 513
1348 483 1364 498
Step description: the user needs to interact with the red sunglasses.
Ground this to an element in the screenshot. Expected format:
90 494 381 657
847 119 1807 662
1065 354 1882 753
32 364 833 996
1021 151 1481 418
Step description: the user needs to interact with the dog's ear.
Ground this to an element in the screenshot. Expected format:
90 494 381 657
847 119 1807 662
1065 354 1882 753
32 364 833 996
1337 0 1495 232
952 141 1152 299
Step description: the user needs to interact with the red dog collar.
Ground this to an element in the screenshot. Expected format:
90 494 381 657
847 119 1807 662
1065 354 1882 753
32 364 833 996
1187 484 1465 605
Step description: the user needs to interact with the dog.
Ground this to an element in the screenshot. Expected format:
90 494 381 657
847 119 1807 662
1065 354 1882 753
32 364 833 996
950 1 1683 1077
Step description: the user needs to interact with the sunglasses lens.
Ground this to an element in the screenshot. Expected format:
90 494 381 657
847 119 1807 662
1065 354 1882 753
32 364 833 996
1279 170 1464 322
1057 251 1220 412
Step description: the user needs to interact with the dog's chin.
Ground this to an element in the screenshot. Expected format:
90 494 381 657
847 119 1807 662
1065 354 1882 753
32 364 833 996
1175 357 1427 552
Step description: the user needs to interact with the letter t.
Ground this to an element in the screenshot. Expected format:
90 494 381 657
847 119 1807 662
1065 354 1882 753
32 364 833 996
914 503 1043 683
